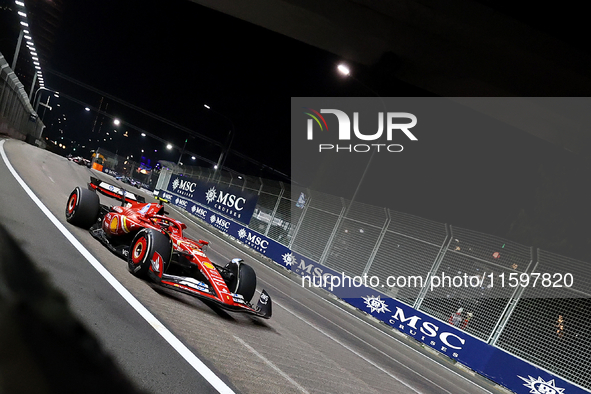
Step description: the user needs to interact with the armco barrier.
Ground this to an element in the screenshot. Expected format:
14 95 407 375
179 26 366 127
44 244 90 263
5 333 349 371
162 190 590 394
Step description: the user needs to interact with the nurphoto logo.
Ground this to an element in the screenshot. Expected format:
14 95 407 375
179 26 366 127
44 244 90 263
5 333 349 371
303 107 417 153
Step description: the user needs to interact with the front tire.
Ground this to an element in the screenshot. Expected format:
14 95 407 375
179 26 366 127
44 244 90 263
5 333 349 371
127 228 172 283
65 187 100 228
225 259 257 302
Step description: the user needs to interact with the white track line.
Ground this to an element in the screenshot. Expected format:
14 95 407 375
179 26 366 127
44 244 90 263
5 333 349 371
171 205 494 394
0 140 235 394
267 284 455 394
232 335 311 394
274 299 424 394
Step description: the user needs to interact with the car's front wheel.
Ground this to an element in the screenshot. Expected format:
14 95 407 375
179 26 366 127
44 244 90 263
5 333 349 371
127 228 172 283
224 259 257 302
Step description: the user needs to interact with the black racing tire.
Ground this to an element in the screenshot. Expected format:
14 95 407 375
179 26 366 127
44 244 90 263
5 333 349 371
127 228 172 283
225 260 257 302
65 187 100 228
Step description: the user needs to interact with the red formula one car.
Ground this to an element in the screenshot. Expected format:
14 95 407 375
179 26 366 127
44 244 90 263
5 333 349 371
64 177 272 318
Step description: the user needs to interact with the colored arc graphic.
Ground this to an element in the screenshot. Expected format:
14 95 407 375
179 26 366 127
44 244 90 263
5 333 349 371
303 107 329 131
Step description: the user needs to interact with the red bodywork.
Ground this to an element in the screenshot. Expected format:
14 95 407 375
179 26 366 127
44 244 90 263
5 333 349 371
87 180 270 317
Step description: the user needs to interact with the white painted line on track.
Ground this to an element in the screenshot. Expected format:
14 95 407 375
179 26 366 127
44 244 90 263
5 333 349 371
274 299 424 394
0 140 236 394
232 335 311 394
171 205 495 394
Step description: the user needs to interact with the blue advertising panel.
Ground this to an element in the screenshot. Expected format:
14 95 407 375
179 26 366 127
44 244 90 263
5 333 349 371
166 175 258 225
226 225 293 270
290 251 372 298
288 251 589 394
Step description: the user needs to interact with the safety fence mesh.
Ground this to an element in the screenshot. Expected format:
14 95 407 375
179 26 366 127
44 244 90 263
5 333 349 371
495 250 591 389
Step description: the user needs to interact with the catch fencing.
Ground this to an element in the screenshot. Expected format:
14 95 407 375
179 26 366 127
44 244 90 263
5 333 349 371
159 163 591 392
0 52 44 144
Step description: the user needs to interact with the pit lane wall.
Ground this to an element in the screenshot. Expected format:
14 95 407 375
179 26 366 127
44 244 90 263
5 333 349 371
159 187 589 394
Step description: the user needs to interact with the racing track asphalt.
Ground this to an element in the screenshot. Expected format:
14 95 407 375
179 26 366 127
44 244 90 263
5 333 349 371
0 138 510 394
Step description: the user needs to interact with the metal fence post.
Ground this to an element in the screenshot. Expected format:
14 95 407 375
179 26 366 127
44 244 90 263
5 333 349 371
318 197 346 267
264 183 284 236
258 177 264 195
288 192 310 249
362 208 390 276
487 247 536 345
413 223 453 310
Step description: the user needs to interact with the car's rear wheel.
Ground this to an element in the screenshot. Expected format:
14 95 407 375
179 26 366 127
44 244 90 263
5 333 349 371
225 259 257 302
127 228 172 283
65 187 100 228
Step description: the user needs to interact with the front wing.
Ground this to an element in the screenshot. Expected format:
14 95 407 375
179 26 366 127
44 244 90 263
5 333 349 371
159 273 272 319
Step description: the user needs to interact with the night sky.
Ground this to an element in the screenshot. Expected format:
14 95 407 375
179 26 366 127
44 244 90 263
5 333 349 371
2 0 591 257
20 0 428 177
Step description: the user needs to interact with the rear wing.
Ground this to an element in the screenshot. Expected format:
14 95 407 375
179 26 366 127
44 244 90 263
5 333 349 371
88 176 146 203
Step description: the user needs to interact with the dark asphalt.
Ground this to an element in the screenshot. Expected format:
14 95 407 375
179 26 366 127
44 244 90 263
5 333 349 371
0 138 508 394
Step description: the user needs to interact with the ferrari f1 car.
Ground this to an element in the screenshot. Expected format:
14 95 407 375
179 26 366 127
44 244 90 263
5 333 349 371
65 177 272 318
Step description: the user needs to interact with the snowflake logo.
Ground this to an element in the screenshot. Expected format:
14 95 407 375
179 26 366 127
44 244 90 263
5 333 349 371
191 205 196 213
282 253 294 266
518 376 565 394
238 228 247 239
205 187 217 203
172 178 179 190
175 197 179 204
210 214 217 223
362 295 390 314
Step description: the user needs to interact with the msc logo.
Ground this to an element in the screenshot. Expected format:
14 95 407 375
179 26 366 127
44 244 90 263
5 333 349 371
294 258 334 280
237 228 269 250
518 376 565 394
172 178 196 193
175 197 188 208
217 191 246 211
191 205 208 218
304 108 417 153
209 214 230 230
206 187 246 211
388 307 466 350
362 295 390 314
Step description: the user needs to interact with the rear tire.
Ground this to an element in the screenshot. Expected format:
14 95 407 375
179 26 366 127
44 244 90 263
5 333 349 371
225 260 257 302
127 228 172 283
65 187 100 228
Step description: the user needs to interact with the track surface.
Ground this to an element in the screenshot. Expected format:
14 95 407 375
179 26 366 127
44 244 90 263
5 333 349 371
0 139 504 394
